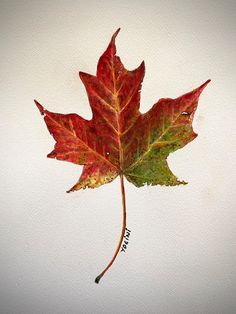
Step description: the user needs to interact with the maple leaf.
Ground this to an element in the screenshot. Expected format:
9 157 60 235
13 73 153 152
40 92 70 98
35 28 210 283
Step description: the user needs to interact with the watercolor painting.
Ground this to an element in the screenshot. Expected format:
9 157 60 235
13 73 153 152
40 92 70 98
35 29 210 283
1 1 235 313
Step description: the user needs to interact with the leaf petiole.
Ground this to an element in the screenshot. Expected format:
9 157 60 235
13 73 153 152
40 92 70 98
95 174 127 284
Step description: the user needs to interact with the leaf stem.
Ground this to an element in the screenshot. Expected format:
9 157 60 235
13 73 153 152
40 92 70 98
95 174 127 284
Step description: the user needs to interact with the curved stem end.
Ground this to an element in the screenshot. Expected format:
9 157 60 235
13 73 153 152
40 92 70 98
94 175 127 284
95 274 103 284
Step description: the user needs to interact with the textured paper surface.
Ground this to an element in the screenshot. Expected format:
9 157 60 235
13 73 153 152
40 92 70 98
0 1 235 313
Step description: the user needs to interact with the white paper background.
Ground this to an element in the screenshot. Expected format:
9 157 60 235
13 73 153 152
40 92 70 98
1 1 235 313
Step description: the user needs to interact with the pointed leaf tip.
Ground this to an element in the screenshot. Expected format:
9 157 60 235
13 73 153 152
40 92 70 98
140 60 145 71
34 99 39 106
112 28 121 40
79 71 85 79
190 79 211 100
106 28 121 55
198 79 211 92
34 100 44 114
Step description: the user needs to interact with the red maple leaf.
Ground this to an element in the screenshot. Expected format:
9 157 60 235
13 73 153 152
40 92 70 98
35 29 210 283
